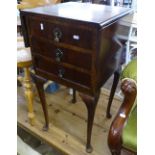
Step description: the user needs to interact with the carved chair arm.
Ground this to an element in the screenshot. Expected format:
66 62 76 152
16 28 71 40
108 78 137 153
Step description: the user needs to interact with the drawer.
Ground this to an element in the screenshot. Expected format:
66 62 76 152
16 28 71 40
29 17 93 50
31 38 92 70
33 56 91 87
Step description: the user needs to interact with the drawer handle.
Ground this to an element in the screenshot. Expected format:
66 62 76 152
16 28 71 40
58 69 65 78
53 28 62 42
55 49 63 62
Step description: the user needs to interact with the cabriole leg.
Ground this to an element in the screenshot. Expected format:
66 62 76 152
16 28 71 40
106 67 121 118
33 74 49 131
79 90 100 153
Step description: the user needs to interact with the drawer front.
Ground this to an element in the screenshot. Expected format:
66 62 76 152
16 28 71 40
31 38 92 70
33 56 91 87
29 17 93 50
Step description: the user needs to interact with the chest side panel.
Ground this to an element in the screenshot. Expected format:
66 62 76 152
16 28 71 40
96 22 123 90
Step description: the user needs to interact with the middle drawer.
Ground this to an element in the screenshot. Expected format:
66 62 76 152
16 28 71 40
31 38 92 70
33 55 91 87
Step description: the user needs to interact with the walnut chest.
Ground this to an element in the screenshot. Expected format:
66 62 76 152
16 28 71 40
20 2 131 152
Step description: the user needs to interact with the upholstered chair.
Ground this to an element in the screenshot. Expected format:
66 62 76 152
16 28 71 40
108 59 137 155
17 0 63 126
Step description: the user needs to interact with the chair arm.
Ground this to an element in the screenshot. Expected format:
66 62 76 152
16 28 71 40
108 79 137 153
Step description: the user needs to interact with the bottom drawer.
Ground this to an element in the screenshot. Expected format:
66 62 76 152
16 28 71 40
34 56 91 87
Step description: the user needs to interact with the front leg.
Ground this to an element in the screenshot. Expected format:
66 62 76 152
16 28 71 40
79 90 100 153
32 74 49 131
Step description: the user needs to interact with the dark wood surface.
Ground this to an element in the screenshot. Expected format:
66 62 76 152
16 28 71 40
20 2 132 153
108 79 137 155
21 2 131 27
79 90 101 153
106 66 121 118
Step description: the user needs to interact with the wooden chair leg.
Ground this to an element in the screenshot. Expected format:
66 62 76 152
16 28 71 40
71 89 76 103
17 68 23 87
79 90 100 153
23 67 35 126
106 67 121 118
17 79 22 87
32 74 49 131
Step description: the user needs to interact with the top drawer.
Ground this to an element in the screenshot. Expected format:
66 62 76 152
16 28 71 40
28 17 93 50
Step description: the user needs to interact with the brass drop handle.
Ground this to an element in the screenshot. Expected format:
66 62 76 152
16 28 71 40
58 68 65 78
53 28 62 42
55 49 63 62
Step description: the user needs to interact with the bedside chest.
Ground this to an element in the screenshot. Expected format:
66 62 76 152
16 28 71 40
20 2 132 153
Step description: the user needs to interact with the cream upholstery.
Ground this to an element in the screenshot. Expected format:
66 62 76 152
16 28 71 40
17 35 32 63
17 41 25 50
17 48 32 63
17 36 25 50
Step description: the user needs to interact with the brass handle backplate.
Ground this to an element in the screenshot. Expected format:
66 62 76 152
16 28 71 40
53 28 62 42
58 68 65 78
55 48 63 62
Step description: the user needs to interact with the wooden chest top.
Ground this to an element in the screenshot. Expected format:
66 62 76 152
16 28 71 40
21 2 131 28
